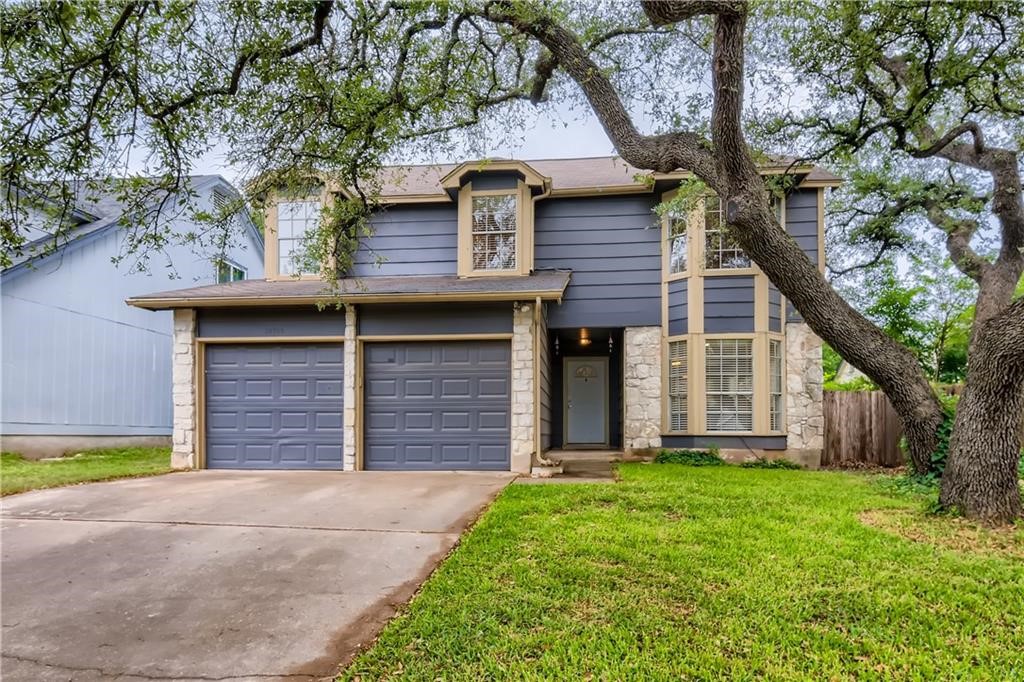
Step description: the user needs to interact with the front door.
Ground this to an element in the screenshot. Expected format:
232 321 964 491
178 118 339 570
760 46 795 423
564 357 609 446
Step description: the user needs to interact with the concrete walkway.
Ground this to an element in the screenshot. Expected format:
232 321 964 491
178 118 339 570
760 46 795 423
1 470 513 681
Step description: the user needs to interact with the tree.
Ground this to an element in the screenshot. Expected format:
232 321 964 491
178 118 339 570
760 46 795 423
757 1 1024 520
3 1 1021 520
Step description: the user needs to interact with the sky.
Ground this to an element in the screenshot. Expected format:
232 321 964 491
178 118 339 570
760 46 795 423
190 101 629 184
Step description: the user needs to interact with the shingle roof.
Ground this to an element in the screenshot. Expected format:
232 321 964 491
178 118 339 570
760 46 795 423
127 270 572 310
376 155 840 199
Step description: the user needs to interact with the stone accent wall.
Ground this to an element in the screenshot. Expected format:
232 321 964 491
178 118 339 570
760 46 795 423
785 321 824 467
171 308 197 469
510 302 535 474
343 305 357 471
623 326 662 452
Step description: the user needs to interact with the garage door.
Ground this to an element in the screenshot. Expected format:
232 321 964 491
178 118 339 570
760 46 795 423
204 343 344 469
363 341 511 470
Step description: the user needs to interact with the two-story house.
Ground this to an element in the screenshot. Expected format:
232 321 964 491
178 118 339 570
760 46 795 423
128 157 838 473
2 176 264 457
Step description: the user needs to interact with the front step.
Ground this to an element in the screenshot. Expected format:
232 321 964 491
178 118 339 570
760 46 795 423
528 449 620 481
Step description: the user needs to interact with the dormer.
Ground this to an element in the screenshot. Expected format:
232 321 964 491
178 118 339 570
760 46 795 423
441 160 550 278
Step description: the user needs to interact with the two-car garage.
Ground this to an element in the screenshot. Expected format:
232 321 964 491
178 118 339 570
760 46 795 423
199 306 513 471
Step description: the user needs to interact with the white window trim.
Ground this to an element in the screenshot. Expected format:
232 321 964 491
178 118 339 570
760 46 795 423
215 258 247 284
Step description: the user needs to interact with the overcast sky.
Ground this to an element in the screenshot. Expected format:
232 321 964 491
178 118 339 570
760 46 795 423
190 101 635 184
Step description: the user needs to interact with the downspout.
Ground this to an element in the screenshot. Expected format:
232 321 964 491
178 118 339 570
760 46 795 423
531 182 557 469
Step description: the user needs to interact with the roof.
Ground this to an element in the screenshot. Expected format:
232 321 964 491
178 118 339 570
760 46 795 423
375 155 841 201
5 175 262 275
127 270 573 310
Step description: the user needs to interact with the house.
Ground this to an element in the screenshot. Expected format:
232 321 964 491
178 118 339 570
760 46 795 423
126 156 838 473
1 176 264 458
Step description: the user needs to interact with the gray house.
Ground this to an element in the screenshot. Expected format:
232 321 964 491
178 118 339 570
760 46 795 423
2 176 264 457
128 157 837 473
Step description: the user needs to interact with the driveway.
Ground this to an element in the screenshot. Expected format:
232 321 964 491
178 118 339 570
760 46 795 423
1 470 514 681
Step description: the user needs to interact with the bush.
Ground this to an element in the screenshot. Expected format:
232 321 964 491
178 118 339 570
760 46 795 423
740 458 802 470
654 447 724 466
823 376 877 392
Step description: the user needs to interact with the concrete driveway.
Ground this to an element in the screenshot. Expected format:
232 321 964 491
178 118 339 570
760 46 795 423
1 470 514 681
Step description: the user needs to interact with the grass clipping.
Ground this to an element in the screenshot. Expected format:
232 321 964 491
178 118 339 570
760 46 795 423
860 508 1023 559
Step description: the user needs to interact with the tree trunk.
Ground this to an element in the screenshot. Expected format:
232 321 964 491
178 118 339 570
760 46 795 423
940 315 1024 523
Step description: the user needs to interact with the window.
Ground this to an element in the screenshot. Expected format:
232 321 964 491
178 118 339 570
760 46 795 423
769 339 783 431
703 196 751 270
667 214 688 274
216 260 246 283
277 200 319 276
471 194 517 270
705 338 754 432
668 340 688 431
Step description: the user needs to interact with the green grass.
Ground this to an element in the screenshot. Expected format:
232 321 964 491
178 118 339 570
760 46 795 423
342 465 1023 681
1 447 173 495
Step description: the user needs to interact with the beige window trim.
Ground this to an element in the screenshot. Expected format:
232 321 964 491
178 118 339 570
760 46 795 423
457 180 533 277
264 188 330 282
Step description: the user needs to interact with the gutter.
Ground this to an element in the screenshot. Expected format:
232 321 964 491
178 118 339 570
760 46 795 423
126 287 568 311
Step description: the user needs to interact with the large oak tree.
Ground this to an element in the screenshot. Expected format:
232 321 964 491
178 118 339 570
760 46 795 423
3 0 1021 520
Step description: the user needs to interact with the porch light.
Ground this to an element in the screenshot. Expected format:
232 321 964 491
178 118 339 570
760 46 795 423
578 328 592 347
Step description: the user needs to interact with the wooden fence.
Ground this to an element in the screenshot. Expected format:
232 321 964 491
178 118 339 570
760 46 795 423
822 390 905 467
822 386 961 467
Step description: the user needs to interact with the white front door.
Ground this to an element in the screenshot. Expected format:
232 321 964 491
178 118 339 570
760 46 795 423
565 357 608 445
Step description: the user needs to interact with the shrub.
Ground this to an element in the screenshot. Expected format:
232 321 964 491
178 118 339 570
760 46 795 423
654 447 724 466
740 457 802 470
823 376 877 392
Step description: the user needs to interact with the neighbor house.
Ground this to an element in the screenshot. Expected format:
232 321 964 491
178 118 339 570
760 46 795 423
126 157 837 473
1 176 264 457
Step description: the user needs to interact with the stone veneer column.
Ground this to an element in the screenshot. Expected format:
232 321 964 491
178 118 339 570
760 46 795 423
171 308 197 469
510 302 535 474
785 321 824 467
343 305 358 471
623 326 663 453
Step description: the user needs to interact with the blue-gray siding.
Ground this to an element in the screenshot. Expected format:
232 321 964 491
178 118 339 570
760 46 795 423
703 276 755 333
363 341 511 470
1 194 264 437
358 303 511 336
668 279 688 336
768 284 782 333
661 435 787 450
535 195 660 328
465 172 519 190
205 343 343 469
785 189 819 322
352 204 458 277
198 307 345 338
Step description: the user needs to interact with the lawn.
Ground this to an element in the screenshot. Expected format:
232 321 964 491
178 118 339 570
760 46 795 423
1 447 173 496
342 464 1023 681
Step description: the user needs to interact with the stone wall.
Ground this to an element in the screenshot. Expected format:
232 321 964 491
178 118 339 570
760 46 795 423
510 302 535 474
623 326 662 452
343 305 357 471
785 321 824 467
171 308 197 469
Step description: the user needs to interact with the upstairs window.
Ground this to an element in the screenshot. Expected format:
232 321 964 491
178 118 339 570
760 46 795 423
216 260 246 283
277 200 319 276
703 196 751 270
471 193 517 270
667 213 688 274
